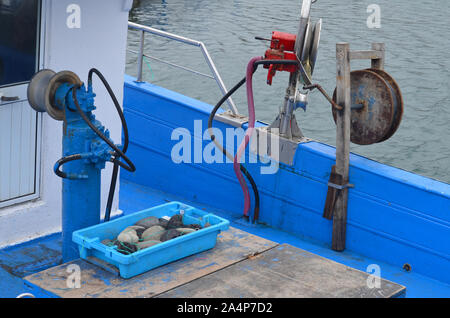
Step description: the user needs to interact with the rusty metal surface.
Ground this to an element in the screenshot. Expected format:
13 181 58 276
332 69 396 145
367 68 404 142
23 227 277 298
46 71 82 121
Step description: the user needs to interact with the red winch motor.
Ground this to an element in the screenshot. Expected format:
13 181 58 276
263 31 299 85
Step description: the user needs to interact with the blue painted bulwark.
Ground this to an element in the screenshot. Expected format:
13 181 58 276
122 75 450 285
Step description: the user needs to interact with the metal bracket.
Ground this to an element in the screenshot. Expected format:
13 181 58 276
327 182 354 190
214 110 249 128
251 126 311 166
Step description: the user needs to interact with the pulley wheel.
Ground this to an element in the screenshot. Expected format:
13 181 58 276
45 71 82 121
309 18 322 75
366 68 403 142
27 69 56 113
332 69 399 145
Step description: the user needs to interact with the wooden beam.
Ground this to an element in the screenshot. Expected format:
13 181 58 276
349 50 383 61
371 42 385 69
332 43 351 251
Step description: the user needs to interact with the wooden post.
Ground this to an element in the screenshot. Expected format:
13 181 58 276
332 43 351 251
371 42 385 70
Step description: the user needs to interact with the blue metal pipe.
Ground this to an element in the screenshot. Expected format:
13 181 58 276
55 84 111 262
61 120 102 261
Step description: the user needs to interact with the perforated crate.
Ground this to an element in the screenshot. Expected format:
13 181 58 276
72 201 229 278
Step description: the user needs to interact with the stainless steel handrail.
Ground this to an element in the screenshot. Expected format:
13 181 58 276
127 21 239 115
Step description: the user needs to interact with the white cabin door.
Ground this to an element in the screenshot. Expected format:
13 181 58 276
0 0 41 207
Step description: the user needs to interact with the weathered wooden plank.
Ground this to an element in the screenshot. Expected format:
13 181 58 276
158 244 406 298
332 43 351 251
349 50 383 61
371 43 385 69
24 227 277 298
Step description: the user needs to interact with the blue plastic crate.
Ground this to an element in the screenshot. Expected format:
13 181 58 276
72 201 229 278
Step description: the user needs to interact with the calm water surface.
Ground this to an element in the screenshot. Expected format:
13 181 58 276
126 0 450 183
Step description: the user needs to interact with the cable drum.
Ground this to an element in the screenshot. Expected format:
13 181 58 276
331 69 403 145
367 68 404 142
27 69 82 121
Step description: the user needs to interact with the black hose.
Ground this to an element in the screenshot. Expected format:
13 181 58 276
253 59 300 67
87 68 132 222
72 71 135 222
71 87 135 173
208 75 259 222
208 58 300 222
88 68 130 153
54 154 83 179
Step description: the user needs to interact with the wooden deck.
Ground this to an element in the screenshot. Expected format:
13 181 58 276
24 227 405 298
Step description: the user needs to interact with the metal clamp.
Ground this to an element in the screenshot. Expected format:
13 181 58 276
327 182 354 190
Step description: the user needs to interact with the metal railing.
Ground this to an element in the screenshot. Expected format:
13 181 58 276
127 21 239 115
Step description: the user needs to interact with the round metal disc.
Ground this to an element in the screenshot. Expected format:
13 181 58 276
309 18 322 75
301 19 312 64
45 71 82 121
332 69 395 145
366 68 403 142
27 69 56 113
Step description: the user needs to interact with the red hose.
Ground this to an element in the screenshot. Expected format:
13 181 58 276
233 56 262 217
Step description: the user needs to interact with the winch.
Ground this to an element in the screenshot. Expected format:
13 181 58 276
208 0 403 250
331 68 403 145
27 68 135 261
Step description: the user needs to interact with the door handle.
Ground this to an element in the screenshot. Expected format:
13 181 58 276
1 95 20 102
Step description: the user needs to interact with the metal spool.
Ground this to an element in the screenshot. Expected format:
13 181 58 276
332 69 403 145
27 69 56 113
27 69 82 121
367 68 403 142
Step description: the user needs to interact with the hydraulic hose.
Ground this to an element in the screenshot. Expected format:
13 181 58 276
54 154 84 179
208 57 300 221
71 70 135 222
233 58 300 218
87 68 132 222
71 87 135 173
207 75 260 222
233 56 262 217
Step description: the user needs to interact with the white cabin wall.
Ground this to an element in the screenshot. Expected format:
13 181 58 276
0 0 131 247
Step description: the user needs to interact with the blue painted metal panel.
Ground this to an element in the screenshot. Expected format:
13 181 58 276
122 75 450 286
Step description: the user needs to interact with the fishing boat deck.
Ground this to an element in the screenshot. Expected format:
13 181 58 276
2 179 449 298
22 228 404 298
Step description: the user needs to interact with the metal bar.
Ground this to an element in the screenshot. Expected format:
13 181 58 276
199 43 238 115
136 30 145 82
278 0 312 137
349 50 384 60
371 42 385 69
301 0 313 19
145 54 215 79
128 49 214 79
128 21 202 47
332 43 351 252
128 22 239 115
